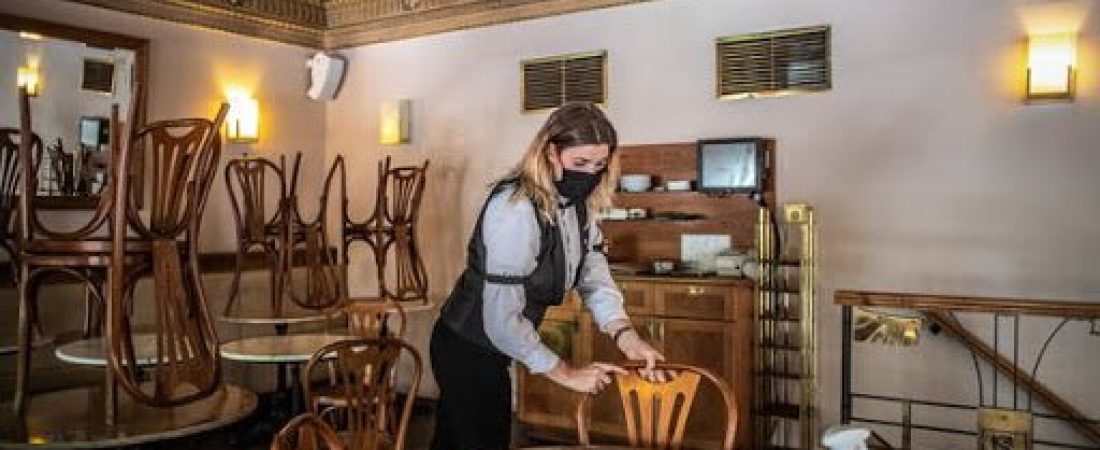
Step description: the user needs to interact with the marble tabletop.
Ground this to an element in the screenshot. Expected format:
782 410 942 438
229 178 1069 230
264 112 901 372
54 334 168 367
219 333 357 364
0 384 256 449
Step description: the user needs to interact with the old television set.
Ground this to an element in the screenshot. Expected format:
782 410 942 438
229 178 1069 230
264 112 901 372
79 116 109 148
696 137 767 195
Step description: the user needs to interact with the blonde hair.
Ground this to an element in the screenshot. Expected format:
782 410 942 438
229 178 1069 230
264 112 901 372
496 102 619 222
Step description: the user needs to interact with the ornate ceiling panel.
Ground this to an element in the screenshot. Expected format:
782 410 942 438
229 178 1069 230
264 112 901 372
62 0 654 49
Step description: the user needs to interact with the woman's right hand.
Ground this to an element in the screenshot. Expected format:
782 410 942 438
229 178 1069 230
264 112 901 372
546 361 627 394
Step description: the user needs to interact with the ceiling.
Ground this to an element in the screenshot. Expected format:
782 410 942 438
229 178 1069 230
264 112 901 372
64 0 652 49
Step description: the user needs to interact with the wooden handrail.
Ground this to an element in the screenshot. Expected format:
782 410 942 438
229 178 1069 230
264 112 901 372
835 290 1100 319
926 311 1100 446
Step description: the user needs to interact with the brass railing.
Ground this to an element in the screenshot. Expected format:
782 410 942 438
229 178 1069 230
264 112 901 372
836 290 1100 450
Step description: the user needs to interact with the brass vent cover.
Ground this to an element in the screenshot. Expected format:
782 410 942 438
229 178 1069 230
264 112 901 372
717 25 830 100
522 50 607 112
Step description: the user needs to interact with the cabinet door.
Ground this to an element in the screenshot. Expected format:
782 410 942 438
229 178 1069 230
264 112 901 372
659 318 748 449
517 313 589 430
656 283 739 322
585 316 658 442
617 281 656 316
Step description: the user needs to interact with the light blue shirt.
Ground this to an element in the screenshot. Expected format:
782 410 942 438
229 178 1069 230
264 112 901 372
480 186 628 374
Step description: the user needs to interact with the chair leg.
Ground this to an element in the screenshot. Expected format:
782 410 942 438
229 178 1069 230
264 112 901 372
13 266 32 415
226 244 247 314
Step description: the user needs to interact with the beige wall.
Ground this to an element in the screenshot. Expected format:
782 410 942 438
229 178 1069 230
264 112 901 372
2 0 1099 446
324 0 1100 446
0 0 327 396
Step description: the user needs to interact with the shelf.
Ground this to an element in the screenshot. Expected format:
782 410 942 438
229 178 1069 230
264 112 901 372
756 371 804 380
757 402 801 420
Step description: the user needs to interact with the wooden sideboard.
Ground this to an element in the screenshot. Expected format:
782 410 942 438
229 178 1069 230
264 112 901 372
517 274 754 449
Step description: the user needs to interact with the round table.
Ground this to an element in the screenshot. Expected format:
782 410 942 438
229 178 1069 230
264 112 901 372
220 332 356 435
218 303 335 326
0 384 256 449
54 334 161 366
219 333 356 363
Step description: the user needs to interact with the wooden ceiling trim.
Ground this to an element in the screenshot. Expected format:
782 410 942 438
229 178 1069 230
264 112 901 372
60 0 655 49
63 0 324 48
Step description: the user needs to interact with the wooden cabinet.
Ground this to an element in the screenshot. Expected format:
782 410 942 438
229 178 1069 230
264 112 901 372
517 307 591 430
517 276 754 449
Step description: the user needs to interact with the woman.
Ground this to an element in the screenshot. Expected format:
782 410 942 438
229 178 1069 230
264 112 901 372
431 102 666 450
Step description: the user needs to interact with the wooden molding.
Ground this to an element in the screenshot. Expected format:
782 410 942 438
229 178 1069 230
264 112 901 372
59 0 656 49
324 0 655 49
62 0 324 48
834 290 1100 319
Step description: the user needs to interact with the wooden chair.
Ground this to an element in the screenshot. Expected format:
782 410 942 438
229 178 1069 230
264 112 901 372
342 156 429 304
302 337 422 450
0 128 39 286
272 413 347 450
575 362 738 450
225 152 344 316
106 94 229 407
343 297 407 339
224 156 294 315
12 88 122 415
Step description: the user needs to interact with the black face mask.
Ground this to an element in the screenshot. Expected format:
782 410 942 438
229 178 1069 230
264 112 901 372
555 169 601 204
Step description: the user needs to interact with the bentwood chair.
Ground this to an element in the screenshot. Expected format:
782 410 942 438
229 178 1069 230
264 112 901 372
272 413 347 450
303 337 422 450
106 95 229 408
0 128 40 287
12 88 122 415
575 362 738 450
341 156 429 304
224 156 294 316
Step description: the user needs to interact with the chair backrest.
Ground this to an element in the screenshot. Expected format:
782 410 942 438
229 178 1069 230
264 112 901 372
302 337 422 450
376 157 429 303
343 298 406 339
0 128 32 238
225 156 290 243
575 362 738 450
107 99 229 408
271 413 346 450
16 88 115 242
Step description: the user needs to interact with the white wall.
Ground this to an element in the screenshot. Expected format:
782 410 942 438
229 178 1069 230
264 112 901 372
324 0 1100 446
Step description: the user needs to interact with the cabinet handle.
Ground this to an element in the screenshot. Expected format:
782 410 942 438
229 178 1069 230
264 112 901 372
658 322 666 343
687 286 706 296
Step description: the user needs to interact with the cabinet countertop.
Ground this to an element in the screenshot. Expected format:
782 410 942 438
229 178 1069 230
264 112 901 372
611 273 755 286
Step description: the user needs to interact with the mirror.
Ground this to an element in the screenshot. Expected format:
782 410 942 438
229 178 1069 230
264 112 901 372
0 13 147 209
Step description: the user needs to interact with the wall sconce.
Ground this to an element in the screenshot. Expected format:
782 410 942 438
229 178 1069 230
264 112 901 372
1026 33 1076 102
17 66 40 97
379 99 410 145
226 90 259 143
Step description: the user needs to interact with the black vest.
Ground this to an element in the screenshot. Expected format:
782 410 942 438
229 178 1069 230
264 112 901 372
438 184 589 354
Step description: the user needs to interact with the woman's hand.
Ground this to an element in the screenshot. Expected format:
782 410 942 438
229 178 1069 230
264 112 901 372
615 327 672 383
546 361 627 394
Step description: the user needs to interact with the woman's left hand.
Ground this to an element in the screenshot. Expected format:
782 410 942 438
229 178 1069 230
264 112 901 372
616 328 671 383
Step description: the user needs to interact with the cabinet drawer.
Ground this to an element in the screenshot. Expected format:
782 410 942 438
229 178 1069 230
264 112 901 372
617 281 656 316
655 283 739 322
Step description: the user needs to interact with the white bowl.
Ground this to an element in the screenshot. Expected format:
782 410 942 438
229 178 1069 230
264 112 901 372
665 180 691 192
619 174 652 192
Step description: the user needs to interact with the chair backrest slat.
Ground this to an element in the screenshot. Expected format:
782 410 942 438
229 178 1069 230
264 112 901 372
576 362 738 450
